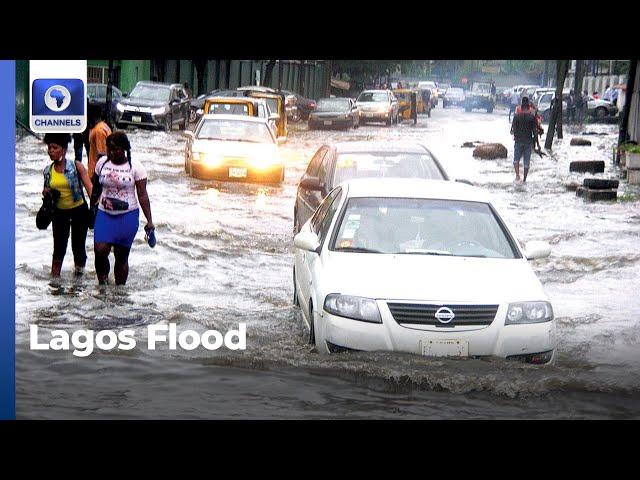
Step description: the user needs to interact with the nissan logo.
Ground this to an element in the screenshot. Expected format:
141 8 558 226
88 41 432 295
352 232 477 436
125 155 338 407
434 307 455 324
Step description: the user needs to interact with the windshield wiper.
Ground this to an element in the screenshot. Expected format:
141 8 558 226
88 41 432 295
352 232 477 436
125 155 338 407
393 250 453 256
334 247 382 253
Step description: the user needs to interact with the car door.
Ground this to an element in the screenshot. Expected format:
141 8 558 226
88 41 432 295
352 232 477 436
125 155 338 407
296 146 328 228
296 186 343 320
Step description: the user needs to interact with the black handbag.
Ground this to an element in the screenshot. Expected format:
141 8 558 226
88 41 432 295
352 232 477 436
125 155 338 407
36 189 60 230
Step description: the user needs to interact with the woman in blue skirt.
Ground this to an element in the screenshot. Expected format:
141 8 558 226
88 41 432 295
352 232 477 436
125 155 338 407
90 132 154 285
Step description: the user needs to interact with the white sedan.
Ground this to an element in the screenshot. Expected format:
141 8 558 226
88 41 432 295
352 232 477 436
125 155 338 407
293 178 556 364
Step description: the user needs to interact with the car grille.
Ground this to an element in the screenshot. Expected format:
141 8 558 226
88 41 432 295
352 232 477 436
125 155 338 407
387 303 498 327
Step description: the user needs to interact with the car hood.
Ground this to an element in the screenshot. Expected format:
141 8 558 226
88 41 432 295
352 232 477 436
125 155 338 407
192 139 277 157
319 252 546 303
119 98 169 109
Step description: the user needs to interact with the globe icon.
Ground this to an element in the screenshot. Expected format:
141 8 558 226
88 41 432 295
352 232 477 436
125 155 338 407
44 85 72 112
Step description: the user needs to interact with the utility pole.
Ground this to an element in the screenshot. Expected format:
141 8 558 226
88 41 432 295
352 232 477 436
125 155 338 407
545 60 570 150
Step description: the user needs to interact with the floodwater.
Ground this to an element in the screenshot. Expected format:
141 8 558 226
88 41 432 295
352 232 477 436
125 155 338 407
15 104 640 419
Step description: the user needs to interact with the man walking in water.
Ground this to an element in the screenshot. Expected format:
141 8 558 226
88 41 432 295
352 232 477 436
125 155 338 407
510 96 538 183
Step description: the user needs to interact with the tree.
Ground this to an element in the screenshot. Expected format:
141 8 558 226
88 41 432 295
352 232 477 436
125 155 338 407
545 60 570 150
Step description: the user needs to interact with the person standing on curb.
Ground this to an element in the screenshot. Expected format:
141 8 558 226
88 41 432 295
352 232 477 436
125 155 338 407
510 97 538 183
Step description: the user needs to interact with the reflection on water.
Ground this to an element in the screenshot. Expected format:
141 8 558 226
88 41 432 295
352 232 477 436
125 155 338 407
15 108 640 419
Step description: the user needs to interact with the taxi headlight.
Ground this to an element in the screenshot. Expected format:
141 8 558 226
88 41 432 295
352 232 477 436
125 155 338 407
506 302 553 325
324 294 381 323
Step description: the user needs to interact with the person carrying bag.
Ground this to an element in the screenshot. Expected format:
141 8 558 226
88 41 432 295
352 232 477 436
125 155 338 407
41 133 93 277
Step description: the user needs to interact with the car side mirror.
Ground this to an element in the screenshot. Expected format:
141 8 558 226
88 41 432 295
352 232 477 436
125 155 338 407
294 231 320 253
524 241 551 260
299 176 323 191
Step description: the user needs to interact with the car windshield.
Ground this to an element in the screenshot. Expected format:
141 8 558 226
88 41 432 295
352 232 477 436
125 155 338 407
317 99 350 111
196 119 274 143
129 85 171 102
358 92 388 102
207 103 250 115
332 198 517 258
333 152 445 186
472 84 491 93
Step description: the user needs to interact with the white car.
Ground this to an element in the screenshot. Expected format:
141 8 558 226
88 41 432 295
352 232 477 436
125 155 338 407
183 114 285 183
293 178 556 364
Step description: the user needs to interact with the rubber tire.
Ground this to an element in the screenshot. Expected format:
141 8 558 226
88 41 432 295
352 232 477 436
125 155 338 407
189 108 197 123
595 107 607 119
290 110 301 123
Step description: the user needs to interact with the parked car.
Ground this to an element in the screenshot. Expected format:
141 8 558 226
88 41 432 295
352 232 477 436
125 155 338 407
87 83 122 122
294 141 449 233
436 83 450 99
183 114 285 183
356 90 399 126
115 81 190 131
308 97 359 130
281 90 317 121
442 87 465 108
293 178 555 364
237 86 288 139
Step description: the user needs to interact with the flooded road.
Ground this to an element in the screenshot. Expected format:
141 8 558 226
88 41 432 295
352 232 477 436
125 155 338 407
15 105 640 419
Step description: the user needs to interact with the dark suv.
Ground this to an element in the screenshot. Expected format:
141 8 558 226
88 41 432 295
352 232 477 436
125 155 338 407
115 81 191 131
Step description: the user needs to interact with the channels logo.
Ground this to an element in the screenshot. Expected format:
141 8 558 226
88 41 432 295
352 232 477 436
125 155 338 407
31 78 86 132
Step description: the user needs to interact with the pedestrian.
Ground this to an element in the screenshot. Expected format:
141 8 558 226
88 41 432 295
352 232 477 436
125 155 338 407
72 129 89 163
510 97 538 183
576 90 589 127
88 107 112 179
183 82 192 98
90 131 154 286
509 88 520 122
566 90 575 124
611 87 619 106
42 133 93 277
602 84 612 102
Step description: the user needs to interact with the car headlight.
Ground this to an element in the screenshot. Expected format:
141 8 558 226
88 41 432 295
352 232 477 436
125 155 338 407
505 302 553 325
324 294 381 323
151 106 169 115
116 103 125 113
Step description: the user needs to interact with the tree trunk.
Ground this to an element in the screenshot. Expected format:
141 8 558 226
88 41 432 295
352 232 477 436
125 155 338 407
263 60 276 88
573 59 585 102
193 59 207 96
545 60 569 150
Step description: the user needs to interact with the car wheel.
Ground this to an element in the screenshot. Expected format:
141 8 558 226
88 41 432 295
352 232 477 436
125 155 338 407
595 107 608 119
290 110 301 123
189 108 197 123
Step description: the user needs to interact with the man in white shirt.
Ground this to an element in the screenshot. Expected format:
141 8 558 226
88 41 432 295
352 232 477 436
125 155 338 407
602 84 613 102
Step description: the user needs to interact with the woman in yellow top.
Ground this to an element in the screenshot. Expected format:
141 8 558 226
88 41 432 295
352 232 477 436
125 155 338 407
42 133 93 277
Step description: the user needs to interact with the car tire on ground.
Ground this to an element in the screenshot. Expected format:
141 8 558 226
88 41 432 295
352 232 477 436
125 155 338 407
189 108 197 123
595 107 608 119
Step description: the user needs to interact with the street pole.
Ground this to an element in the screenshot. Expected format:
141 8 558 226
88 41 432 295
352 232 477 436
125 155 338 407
545 60 569 149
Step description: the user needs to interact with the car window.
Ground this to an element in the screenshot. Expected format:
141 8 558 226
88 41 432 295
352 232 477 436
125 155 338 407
257 104 266 118
208 103 250 116
196 119 274 143
129 85 171 102
331 197 517 258
97 86 106 98
358 92 389 102
311 187 342 241
306 147 327 177
333 152 445 186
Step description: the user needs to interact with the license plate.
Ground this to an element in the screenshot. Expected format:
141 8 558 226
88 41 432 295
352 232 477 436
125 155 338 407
229 167 247 178
323 120 333 125
132 115 142 123
422 339 468 357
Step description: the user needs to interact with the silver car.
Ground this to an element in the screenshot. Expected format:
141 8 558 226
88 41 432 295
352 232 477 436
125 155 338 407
356 90 399 126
